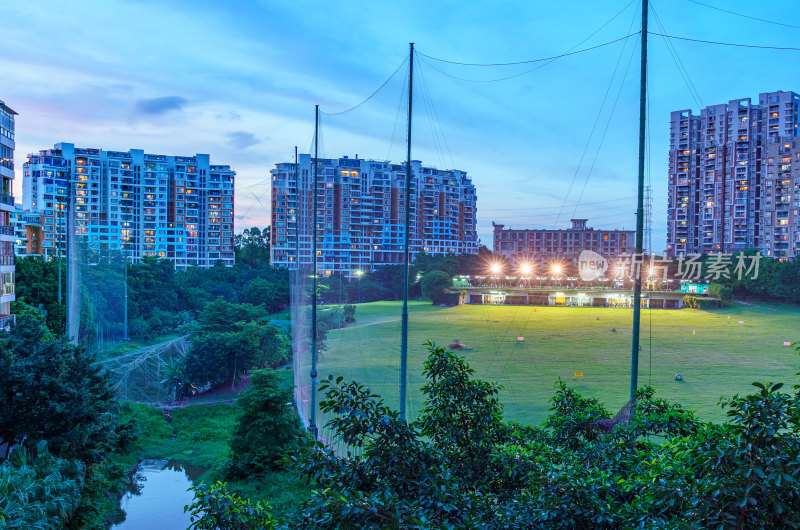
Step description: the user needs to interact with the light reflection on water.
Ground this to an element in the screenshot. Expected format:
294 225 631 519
111 459 203 530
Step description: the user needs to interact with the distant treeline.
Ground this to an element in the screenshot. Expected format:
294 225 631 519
13 227 289 339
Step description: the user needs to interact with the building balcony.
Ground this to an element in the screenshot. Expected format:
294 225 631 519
0 314 15 330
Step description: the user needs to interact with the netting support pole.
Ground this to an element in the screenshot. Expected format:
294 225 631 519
123 247 129 342
294 146 299 271
400 42 414 419
630 1 648 402
309 105 319 439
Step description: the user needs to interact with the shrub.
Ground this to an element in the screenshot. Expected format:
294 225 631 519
709 282 732 300
421 270 452 305
227 369 303 477
186 481 277 529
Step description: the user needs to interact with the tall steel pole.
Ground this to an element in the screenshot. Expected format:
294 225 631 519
309 106 319 438
123 246 129 341
57 205 62 304
630 1 648 401
400 43 414 418
294 146 299 271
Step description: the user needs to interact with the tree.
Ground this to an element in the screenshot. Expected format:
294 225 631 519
244 278 283 311
0 305 125 463
235 227 271 268
227 369 303 477
184 300 289 389
12 256 67 336
421 269 452 304
127 257 178 337
709 282 732 301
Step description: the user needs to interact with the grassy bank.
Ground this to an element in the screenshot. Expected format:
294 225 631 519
120 369 309 520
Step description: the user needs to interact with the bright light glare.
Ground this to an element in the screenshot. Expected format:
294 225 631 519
551 264 563 275
490 263 503 274
519 263 532 275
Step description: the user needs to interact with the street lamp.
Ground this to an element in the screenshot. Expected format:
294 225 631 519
354 270 364 303
519 263 533 276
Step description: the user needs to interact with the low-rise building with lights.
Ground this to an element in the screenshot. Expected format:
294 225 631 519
458 285 691 309
492 218 635 266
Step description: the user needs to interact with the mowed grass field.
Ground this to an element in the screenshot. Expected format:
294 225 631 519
317 301 800 426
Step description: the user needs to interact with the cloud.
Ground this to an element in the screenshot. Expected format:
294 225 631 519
134 96 188 115
227 131 258 149
217 110 241 121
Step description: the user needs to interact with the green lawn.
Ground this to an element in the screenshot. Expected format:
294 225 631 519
314 301 800 429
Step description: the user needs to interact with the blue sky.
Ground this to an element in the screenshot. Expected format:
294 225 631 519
2 0 799 250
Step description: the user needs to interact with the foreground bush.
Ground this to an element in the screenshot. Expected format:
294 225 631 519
288 342 800 528
190 342 800 528
185 481 277 530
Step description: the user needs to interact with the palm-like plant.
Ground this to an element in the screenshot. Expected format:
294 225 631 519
0 441 84 529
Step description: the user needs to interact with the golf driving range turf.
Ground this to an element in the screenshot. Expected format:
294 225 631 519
317 301 800 425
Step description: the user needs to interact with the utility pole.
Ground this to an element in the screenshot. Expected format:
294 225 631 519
630 1 648 402
309 106 319 438
400 43 414 418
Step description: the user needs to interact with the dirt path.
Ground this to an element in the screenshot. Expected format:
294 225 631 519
161 398 238 410
732 299 775 310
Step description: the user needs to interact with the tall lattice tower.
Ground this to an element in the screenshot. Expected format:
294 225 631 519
643 185 653 256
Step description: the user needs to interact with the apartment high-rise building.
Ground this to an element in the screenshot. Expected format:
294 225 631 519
23 143 235 268
0 100 16 326
270 155 478 275
667 90 800 257
493 218 635 264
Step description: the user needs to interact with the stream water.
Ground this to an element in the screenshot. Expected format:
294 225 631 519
110 459 203 529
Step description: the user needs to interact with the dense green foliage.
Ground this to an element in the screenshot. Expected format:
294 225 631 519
315 249 491 304
234 227 271 269
183 300 289 389
420 269 454 305
714 251 800 303
0 442 84 529
281 342 800 528
11 257 67 336
227 369 303 477
123 373 312 521
128 256 289 339
186 481 277 530
0 305 131 463
14 226 289 340
0 308 140 528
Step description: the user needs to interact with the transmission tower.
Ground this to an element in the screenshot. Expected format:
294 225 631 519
643 185 653 256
